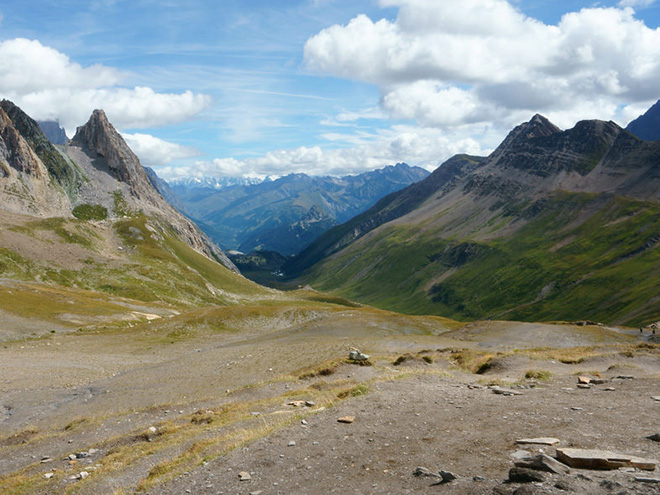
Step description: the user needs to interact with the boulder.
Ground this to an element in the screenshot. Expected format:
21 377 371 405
349 350 369 361
491 386 523 396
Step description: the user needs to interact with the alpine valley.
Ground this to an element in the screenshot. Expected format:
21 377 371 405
2 98 660 495
167 164 429 255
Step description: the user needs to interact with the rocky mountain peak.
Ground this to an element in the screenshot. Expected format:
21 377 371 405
37 120 69 145
626 99 660 141
70 109 149 191
487 114 621 177
526 114 562 138
67 109 237 272
497 114 561 150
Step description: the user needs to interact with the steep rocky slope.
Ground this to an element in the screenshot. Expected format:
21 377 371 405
627 99 660 141
0 101 72 216
292 114 660 326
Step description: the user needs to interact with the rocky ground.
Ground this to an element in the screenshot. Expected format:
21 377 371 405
1 310 660 494
147 363 660 495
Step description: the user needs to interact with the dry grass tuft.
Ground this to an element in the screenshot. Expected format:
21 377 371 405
337 384 369 399
450 349 495 374
524 369 552 381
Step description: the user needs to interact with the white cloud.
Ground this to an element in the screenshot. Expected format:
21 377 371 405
304 0 660 129
0 38 122 93
0 38 211 133
156 125 486 180
122 133 202 167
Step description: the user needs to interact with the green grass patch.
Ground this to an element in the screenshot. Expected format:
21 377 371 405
72 203 108 220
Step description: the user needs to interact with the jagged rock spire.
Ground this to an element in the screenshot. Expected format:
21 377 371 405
71 109 149 190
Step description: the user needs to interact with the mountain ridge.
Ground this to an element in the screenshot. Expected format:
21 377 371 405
290 112 660 326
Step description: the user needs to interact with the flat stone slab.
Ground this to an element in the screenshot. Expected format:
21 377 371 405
516 437 561 446
556 448 658 471
514 454 571 475
491 386 523 396
635 477 660 483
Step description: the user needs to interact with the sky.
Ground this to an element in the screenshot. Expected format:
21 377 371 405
0 0 659 180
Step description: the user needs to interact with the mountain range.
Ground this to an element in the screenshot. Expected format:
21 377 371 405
168 164 429 255
168 175 264 190
286 109 660 326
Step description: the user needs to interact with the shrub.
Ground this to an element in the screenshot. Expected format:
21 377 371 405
72 203 108 220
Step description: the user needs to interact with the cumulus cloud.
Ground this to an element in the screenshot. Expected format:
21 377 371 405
304 0 660 129
156 126 485 180
122 133 202 167
0 38 211 133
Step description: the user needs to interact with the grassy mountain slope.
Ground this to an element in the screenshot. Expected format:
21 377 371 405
302 192 660 325
293 116 660 327
0 212 266 321
285 154 485 277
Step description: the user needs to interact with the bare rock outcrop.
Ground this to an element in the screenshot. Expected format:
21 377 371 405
0 103 71 216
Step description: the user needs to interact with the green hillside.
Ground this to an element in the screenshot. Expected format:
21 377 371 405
300 192 660 326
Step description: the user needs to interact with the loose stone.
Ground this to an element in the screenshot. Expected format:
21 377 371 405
508 467 545 483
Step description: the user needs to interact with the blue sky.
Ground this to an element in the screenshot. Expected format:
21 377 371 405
0 0 659 178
